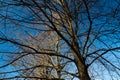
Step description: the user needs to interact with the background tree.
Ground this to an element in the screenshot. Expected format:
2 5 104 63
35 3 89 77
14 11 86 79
0 0 120 80
12 30 74 79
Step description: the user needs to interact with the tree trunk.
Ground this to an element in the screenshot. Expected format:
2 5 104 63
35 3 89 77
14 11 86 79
74 55 91 80
68 21 91 80
78 63 91 80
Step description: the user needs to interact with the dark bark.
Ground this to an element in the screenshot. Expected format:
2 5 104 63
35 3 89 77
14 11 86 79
74 54 91 80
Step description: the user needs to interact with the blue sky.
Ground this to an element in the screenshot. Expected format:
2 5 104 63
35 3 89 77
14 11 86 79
0 0 120 80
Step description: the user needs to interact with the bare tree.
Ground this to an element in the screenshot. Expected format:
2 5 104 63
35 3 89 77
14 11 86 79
12 30 73 80
0 0 120 80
